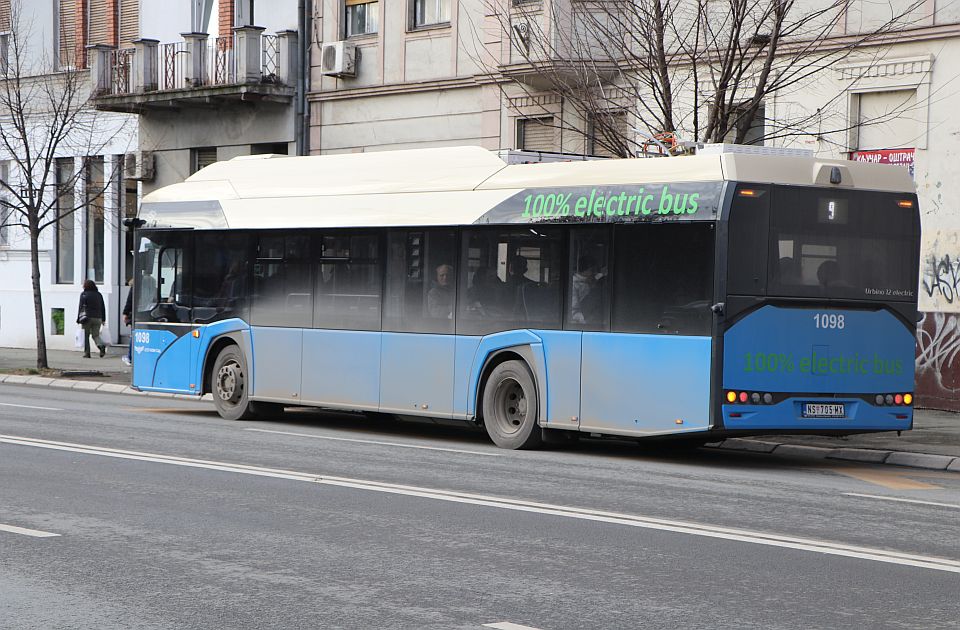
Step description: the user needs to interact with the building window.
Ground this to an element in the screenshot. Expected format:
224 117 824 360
723 102 765 146
251 142 289 155
191 147 218 174
85 157 105 283
516 117 555 152
412 0 450 28
346 0 379 36
57 0 82 69
51 308 65 336
55 158 75 284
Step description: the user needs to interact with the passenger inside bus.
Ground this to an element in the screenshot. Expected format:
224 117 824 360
427 263 455 318
778 256 800 285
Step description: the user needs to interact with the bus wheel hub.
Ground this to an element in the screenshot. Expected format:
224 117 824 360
218 364 240 401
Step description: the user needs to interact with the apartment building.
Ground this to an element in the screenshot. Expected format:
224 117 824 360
0 0 138 351
0 0 303 351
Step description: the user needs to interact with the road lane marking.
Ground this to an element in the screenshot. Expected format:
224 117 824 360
0 523 60 538
245 428 503 457
484 623 544 630
844 493 960 510
830 467 941 490
0 402 64 411
2 433 960 574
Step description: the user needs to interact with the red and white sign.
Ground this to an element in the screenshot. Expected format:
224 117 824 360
851 148 915 179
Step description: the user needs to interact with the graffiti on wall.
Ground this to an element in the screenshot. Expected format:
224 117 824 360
917 229 960 410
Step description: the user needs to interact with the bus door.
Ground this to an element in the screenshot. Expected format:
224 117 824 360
132 231 197 393
300 234 383 410
379 230 458 416
579 224 715 436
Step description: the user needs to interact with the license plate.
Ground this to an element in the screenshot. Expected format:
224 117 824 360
803 403 845 418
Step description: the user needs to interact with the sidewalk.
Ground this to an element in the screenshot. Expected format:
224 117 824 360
1 346 958 471
0 346 129 381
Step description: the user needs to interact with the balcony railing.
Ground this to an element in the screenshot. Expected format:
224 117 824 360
91 27 298 97
161 41 187 90
109 48 134 94
211 35 237 86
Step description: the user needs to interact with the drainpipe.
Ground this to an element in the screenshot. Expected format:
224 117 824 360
296 0 312 156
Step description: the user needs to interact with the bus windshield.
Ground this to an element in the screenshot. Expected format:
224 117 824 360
767 187 918 302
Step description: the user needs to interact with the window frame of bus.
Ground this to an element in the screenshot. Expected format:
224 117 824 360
251 231 313 328
384 228 458 334
192 231 254 325
312 230 383 332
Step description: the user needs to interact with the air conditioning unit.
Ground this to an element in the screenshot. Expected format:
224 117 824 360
320 41 357 78
124 151 155 181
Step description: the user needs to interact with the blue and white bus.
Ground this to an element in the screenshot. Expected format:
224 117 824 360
131 146 920 448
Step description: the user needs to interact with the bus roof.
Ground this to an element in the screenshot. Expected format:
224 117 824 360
141 146 917 229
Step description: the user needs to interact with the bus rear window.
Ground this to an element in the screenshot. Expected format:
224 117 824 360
767 188 918 302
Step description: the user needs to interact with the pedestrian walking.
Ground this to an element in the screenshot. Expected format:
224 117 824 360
77 279 107 358
122 280 133 366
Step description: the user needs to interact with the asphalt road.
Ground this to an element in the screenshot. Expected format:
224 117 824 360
1 383 959 629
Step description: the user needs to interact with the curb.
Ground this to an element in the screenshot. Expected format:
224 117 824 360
2 375 958 473
710 437 960 472
0 374 213 402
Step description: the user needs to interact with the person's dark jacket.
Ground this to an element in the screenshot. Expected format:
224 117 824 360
122 290 133 319
78 289 106 324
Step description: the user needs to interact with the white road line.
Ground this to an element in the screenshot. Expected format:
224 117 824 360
0 402 64 411
3 433 960 574
0 523 60 538
844 493 960 510
483 623 544 630
245 427 503 457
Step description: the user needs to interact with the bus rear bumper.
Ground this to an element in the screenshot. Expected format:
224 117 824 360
721 398 912 432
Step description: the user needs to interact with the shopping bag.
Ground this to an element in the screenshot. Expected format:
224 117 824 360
100 326 112 346
74 327 84 349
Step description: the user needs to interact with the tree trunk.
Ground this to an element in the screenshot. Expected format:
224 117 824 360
29 219 48 370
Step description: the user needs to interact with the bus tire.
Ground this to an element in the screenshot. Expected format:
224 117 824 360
481 360 542 450
211 345 259 421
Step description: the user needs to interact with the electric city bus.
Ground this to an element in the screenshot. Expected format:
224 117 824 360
130 146 920 449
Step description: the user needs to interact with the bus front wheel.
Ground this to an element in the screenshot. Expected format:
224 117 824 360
482 360 542 450
211 345 260 421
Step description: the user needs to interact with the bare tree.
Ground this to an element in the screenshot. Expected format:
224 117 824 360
480 0 927 157
0 0 130 368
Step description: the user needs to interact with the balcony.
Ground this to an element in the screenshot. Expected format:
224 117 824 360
89 27 297 113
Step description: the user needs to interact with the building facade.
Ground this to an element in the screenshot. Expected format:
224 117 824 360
0 0 302 352
0 0 138 351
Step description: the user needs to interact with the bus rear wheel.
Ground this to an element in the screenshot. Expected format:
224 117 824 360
482 360 542 450
212 345 260 421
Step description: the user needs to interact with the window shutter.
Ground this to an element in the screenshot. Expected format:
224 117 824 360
87 0 113 46
119 0 138 47
0 0 11 32
58 0 78 67
518 117 555 152
194 147 218 173
591 112 628 158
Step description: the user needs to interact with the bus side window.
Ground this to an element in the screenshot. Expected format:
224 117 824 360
314 233 381 331
612 224 714 336
384 229 457 334
566 227 610 331
457 228 562 335
251 233 312 328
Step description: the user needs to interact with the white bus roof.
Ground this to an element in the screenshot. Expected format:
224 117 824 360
141 146 916 229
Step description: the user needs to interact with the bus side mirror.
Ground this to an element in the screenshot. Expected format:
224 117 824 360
710 302 725 315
